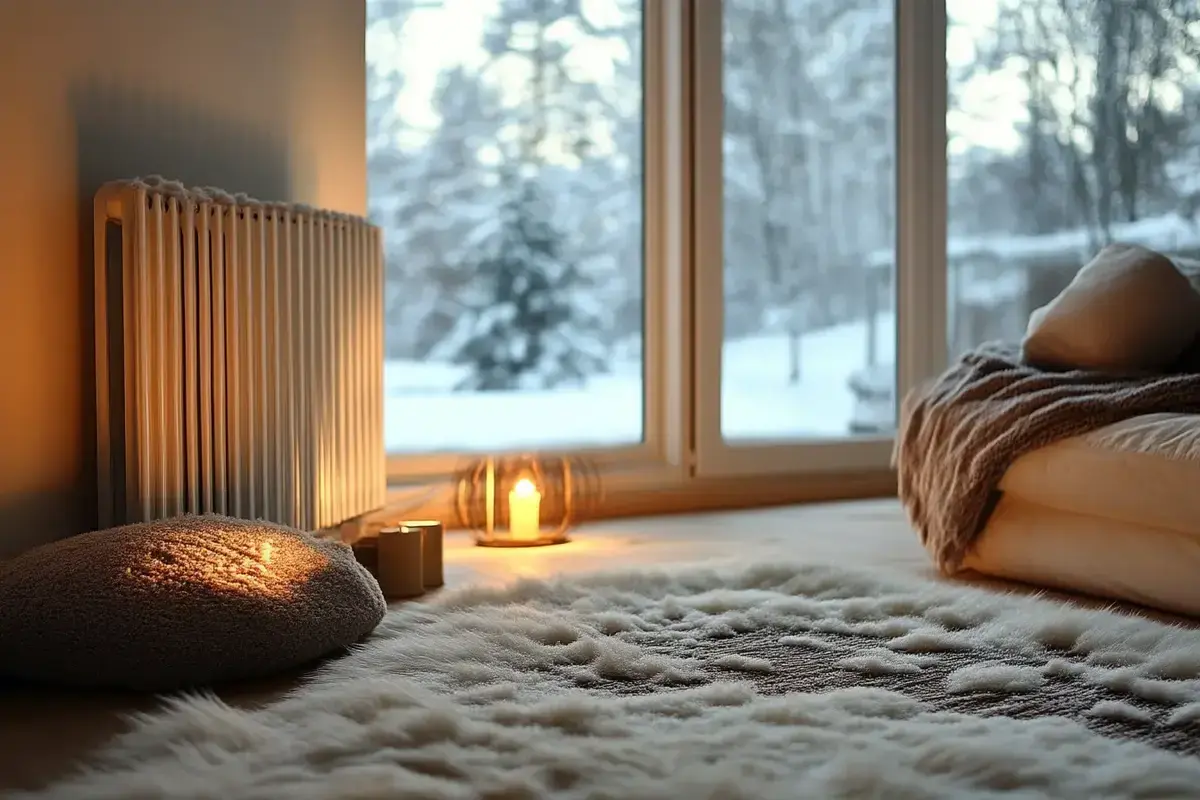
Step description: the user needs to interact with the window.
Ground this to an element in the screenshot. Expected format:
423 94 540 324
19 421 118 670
367 0 646 477
696 0 946 478
694 0 901 476
366 1 947 498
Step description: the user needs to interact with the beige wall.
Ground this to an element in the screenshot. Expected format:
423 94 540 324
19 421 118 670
0 0 366 557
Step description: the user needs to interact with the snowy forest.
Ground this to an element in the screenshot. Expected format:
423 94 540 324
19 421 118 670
368 0 1200 453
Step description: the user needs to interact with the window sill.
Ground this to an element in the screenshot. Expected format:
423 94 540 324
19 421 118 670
339 467 897 542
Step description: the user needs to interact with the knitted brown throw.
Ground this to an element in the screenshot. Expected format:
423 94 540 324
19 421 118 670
895 341 1200 573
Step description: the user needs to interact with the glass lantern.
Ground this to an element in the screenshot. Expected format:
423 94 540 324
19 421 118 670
454 455 601 547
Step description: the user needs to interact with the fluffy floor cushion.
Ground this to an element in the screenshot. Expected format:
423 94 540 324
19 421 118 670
0 515 385 691
22 561 1200 799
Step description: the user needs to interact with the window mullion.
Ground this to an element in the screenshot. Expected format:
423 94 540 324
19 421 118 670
895 0 949 402
689 0 726 476
645 0 693 475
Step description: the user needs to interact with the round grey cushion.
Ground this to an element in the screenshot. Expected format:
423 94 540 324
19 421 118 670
0 515 386 691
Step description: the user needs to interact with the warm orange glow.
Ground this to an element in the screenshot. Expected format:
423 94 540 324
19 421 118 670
129 531 330 599
513 478 537 497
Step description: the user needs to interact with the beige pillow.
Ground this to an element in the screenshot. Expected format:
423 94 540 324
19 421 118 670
1022 243 1200 372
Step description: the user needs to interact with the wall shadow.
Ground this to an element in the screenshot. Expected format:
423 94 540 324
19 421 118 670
47 82 293 541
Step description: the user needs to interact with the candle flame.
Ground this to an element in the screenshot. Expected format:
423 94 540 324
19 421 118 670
513 478 537 497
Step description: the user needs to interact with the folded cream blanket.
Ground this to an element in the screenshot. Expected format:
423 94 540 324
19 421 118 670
896 341 1200 572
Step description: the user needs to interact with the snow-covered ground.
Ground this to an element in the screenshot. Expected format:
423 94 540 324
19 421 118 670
867 211 1200 272
384 313 896 453
384 360 643 453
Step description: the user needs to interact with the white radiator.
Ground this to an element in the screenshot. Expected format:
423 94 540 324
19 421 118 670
93 177 385 532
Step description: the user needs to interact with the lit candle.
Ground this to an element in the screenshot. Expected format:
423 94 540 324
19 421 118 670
508 478 541 541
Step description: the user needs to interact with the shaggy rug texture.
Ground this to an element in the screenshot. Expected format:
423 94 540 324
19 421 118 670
20 561 1200 799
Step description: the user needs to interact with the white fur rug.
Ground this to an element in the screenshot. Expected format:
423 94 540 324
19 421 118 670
23 561 1200 799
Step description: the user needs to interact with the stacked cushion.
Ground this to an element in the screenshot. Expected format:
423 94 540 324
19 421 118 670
999 413 1200 536
966 414 1200 617
968 244 1200 617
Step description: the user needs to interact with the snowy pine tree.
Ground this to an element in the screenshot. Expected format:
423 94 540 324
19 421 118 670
430 0 617 391
395 66 507 358
434 178 607 390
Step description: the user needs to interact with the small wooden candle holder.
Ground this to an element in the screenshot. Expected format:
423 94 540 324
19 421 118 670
376 526 424 598
399 520 444 588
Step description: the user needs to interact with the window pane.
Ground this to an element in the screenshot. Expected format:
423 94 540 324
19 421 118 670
947 0 1200 356
721 1 896 441
367 0 644 455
